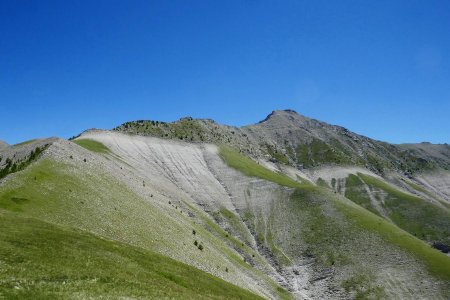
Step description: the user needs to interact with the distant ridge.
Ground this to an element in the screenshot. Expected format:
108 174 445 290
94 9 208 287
114 109 450 174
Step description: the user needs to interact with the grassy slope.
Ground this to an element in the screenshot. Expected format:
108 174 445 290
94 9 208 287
344 174 382 217
218 146 450 282
295 139 352 167
0 209 262 299
346 173 450 246
335 197 450 281
404 179 450 210
0 155 286 298
219 146 311 190
73 139 111 154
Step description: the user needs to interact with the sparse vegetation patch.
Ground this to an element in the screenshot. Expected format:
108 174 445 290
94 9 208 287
73 139 111 154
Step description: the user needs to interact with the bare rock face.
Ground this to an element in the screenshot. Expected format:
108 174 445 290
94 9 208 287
0 140 8 149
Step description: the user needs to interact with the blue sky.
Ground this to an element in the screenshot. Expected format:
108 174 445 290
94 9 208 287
1 0 449 144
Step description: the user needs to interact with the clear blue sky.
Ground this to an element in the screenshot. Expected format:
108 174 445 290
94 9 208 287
1 0 449 144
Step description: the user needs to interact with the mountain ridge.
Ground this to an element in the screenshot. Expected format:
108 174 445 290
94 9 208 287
113 109 450 175
1 110 449 299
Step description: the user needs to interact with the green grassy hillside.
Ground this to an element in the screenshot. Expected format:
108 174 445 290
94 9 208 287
218 146 450 285
344 174 382 217
1 139 449 298
0 209 262 299
218 146 311 189
344 173 450 247
0 153 287 298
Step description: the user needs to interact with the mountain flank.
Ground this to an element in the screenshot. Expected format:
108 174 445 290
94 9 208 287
0 110 449 299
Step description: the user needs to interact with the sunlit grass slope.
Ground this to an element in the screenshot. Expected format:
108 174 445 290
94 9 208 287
73 139 111 154
0 156 286 298
218 146 450 281
345 173 450 246
344 174 382 217
335 197 450 281
218 146 312 189
0 209 262 299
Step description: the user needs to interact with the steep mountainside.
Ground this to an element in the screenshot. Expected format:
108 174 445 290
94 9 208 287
1 110 449 299
0 136 287 299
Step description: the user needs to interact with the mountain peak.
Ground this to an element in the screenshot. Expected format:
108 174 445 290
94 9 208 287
258 109 303 123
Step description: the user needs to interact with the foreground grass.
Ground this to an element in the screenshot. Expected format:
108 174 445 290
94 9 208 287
73 139 111 154
0 158 287 298
218 146 450 281
0 210 262 299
